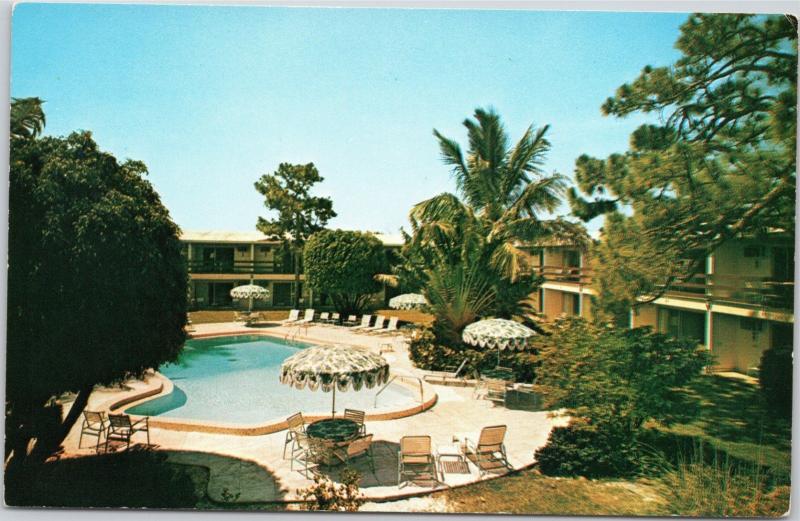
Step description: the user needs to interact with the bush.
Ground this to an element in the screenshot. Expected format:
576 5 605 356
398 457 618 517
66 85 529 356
407 326 537 383
758 343 792 418
297 467 364 512
535 421 642 478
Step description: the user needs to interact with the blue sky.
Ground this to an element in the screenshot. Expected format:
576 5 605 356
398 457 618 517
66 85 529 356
11 4 688 236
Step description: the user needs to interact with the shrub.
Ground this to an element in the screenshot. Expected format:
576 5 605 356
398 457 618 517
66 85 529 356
758 343 792 418
535 421 642 478
297 467 364 512
407 326 537 383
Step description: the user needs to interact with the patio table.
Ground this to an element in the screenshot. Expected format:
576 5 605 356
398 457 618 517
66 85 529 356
306 418 361 466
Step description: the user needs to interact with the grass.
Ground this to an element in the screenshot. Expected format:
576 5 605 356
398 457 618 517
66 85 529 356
431 471 669 515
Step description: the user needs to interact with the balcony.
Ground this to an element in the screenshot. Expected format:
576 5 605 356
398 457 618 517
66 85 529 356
532 265 593 285
186 259 293 275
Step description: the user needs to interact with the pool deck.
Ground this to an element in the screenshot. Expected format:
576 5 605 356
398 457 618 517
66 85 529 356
59 321 568 504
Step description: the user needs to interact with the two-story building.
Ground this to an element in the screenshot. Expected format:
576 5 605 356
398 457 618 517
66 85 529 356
531 234 794 374
181 230 403 309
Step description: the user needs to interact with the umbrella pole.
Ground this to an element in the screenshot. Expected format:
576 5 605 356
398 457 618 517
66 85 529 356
249 297 253 312
497 347 501 368
331 386 336 418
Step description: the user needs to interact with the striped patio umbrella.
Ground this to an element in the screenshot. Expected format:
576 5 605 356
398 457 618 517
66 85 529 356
388 293 428 310
279 344 390 417
230 284 270 312
462 318 536 366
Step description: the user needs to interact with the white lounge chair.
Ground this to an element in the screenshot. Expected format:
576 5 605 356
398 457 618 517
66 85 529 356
280 309 301 325
423 359 469 384
297 308 315 325
375 316 399 335
350 314 372 330
363 315 386 333
317 312 330 324
343 315 359 327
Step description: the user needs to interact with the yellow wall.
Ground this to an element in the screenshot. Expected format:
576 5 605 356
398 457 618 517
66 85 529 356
631 304 658 329
711 314 771 372
543 288 564 320
581 294 593 320
713 241 773 278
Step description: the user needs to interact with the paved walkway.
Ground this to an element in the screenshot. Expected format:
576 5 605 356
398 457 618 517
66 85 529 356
60 321 567 503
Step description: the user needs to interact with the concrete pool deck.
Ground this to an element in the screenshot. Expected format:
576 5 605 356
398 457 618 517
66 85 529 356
59 321 568 504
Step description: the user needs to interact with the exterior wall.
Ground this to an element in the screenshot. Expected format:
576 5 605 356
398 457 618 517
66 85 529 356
580 294 593 320
711 313 772 372
543 288 564 320
631 303 658 329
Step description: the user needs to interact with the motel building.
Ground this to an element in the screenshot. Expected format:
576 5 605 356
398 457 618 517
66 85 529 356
183 230 794 376
528 234 795 374
181 231 403 310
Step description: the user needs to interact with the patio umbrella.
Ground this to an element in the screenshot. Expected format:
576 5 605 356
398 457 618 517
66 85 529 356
462 318 536 366
230 283 270 312
388 293 428 310
279 344 390 417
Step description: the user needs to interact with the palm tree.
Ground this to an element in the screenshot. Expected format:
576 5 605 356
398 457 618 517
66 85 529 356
11 97 45 139
404 108 587 340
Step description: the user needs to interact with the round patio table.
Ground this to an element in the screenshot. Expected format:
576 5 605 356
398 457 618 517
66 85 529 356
306 418 360 443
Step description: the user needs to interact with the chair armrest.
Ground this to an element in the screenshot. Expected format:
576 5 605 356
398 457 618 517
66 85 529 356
131 417 149 429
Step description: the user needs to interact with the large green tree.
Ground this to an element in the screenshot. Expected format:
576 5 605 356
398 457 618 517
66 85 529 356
6 99 188 472
397 108 588 343
254 163 336 307
303 230 387 315
569 14 797 318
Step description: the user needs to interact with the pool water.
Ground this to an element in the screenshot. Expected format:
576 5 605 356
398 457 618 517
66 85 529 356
125 335 417 424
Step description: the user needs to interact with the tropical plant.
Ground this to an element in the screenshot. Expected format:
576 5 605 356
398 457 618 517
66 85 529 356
255 162 336 307
303 229 387 315
297 467 364 512
10 96 45 139
7 102 187 473
397 108 588 343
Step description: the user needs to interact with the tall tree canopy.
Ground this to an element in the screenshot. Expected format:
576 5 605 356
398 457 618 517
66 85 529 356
7 99 188 471
254 162 336 307
569 13 797 316
303 230 387 315
397 108 588 343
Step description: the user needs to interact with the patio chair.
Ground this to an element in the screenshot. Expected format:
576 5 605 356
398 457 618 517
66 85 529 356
398 435 436 488
317 312 330 324
350 314 373 330
343 314 359 327
363 315 386 333
280 309 301 325
297 308 315 325
465 425 510 476
344 408 366 435
233 311 248 323
326 312 341 325
423 359 469 385
333 434 375 473
485 380 508 406
291 435 327 479
375 316 399 335
245 312 263 326
283 412 307 459
105 414 150 451
79 410 108 452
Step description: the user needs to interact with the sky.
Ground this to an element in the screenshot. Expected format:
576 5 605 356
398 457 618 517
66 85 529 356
10 4 688 237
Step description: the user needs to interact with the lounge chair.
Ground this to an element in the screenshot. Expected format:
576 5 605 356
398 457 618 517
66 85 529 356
105 414 150 451
350 314 373 330
398 435 436 488
343 314 359 327
465 425 510 476
326 312 341 325
363 315 386 333
375 316 399 335
317 312 330 324
423 359 469 385
344 408 366 435
79 410 108 452
333 434 375 472
297 308 315 325
280 309 301 325
233 311 249 323
283 412 307 459
244 312 263 326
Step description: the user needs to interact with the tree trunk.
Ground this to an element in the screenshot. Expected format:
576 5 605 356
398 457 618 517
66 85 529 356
293 247 301 308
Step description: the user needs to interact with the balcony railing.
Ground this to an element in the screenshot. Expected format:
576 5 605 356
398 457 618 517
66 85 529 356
534 265 793 311
186 260 293 275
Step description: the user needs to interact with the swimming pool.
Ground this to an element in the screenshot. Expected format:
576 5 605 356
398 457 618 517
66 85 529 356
125 335 419 424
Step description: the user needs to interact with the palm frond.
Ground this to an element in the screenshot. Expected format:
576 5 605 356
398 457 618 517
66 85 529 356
373 273 399 287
